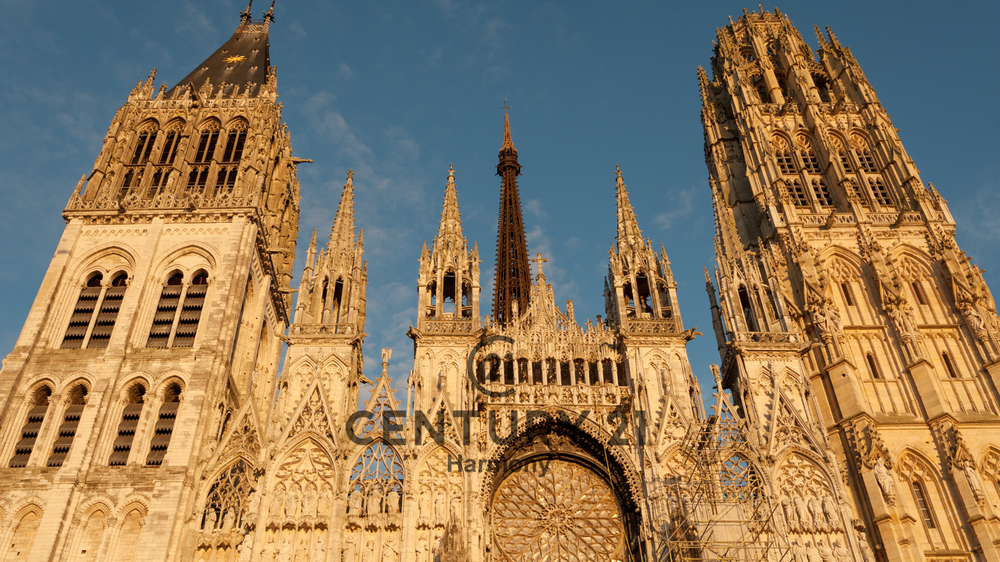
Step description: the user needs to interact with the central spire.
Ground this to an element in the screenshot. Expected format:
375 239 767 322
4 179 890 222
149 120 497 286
493 106 532 325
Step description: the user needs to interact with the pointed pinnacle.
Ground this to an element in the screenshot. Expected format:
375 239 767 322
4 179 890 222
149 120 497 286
615 166 643 251
501 106 514 152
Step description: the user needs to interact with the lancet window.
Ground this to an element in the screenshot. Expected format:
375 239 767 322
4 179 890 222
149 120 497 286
850 133 878 173
348 441 404 516
130 125 158 166
146 382 182 466
146 270 208 348
220 121 247 163
941 352 960 379
193 122 221 164
867 354 882 380
787 179 808 207
869 177 892 207
773 136 796 175
9 385 52 468
157 122 183 165
62 272 127 349
109 383 145 466
46 384 88 467
911 481 937 529
830 133 854 173
738 285 758 332
201 459 256 531
796 135 821 174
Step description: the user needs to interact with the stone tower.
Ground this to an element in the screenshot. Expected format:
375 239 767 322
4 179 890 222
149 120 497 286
0 5 305 560
701 8 1000 562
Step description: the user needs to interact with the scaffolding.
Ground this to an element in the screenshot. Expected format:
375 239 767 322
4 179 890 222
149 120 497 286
651 395 792 562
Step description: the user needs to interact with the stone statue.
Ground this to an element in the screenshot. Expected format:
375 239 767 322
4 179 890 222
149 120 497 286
247 489 262 514
262 535 277 562
381 538 398 562
361 540 375 562
964 463 984 497
386 490 400 515
962 303 986 333
302 487 317 518
416 536 428 562
419 495 430 523
822 495 840 530
311 535 326 561
382 348 392 364
858 531 876 562
832 540 850 562
221 509 236 532
366 487 380 516
276 537 293 562
782 497 799 532
237 530 255 562
808 496 825 532
270 489 284 518
818 540 833 562
349 489 363 515
434 494 446 525
790 540 806 562
317 489 332 518
343 533 357 562
873 461 897 504
794 496 811 532
805 541 823 562
284 488 298 519
204 509 217 530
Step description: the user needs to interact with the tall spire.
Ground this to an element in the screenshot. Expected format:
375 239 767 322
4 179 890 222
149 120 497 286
329 170 355 249
493 104 531 325
615 165 644 253
436 164 463 240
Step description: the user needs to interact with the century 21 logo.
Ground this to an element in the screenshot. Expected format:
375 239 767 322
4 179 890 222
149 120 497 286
465 335 516 399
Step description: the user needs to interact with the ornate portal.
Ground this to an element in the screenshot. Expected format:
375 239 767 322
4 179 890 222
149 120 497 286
491 460 625 561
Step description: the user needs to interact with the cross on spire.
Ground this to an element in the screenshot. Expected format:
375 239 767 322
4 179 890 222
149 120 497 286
531 253 548 277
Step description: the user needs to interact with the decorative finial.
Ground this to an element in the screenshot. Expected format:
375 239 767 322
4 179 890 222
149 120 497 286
448 163 454 177
241 0 253 21
346 168 354 182
265 0 275 21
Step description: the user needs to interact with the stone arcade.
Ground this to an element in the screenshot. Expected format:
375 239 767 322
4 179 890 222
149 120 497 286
0 5 998 562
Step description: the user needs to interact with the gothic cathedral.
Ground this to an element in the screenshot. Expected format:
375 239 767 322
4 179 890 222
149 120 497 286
0 5 997 562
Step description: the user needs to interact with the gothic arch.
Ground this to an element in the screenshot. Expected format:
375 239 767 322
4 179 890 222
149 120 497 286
107 502 146 562
222 116 249 131
146 242 219 281
151 371 189 397
895 448 966 548
1 503 43 561
195 117 222 131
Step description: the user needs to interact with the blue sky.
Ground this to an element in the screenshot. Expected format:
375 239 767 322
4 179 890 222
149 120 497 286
0 0 997 399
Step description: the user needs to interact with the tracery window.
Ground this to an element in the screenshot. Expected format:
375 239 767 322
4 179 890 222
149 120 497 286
796 135 822 174
739 286 758 332
146 271 208 348
349 441 404 516
157 125 182 165
9 386 52 468
201 459 256 531
47 384 88 467
109 383 145 466
773 136 796 174
146 383 182 466
850 133 878 173
6 511 40 561
830 134 854 173
193 122 221 163
220 122 247 163
129 126 158 166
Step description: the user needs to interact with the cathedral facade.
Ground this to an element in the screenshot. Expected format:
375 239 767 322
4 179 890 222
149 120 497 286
0 5 997 562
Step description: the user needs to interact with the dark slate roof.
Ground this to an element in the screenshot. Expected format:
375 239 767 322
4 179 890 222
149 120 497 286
167 20 271 98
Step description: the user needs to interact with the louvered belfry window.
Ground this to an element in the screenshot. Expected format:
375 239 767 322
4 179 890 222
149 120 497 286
146 383 182 466
9 387 52 468
147 271 209 348
46 385 88 467
109 384 145 466
62 272 129 349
